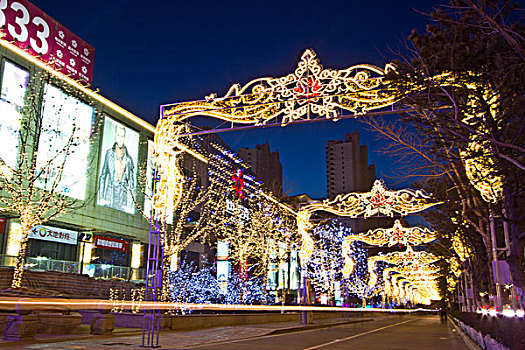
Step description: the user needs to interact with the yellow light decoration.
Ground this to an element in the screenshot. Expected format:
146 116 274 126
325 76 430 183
449 257 462 277
6 223 23 257
154 50 400 218
462 141 502 203
297 210 315 265
383 264 441 299
349 219 437 247
342 220 437 277
387 272 440 304
452 233 471 262
298 179 439 267
314 179 439 219
461 84 503 204
367 246 439 288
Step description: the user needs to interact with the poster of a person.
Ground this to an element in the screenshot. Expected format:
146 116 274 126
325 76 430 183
97 117 139 213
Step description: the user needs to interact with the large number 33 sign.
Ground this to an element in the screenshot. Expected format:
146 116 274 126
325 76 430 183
0 0 50 55
0 0 94 84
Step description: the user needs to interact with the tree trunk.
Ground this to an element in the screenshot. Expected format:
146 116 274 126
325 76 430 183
11 223 32 289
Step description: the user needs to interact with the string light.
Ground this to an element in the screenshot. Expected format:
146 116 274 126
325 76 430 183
367 246 439 288
153 50 400 218
342 220 437 277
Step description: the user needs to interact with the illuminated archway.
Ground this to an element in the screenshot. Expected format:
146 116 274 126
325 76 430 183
153 49 401 220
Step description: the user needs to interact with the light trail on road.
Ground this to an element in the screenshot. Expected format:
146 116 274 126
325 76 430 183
0 296 436 314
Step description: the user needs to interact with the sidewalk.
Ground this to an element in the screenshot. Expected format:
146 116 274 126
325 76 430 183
0 315 374 349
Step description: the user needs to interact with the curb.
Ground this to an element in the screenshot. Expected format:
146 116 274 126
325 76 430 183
448 316 483 350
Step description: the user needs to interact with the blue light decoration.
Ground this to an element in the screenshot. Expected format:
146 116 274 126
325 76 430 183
306 220 351 305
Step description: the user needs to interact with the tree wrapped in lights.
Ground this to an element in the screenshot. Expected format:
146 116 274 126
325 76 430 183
219 195 297 285
0 70 101 288
159 131 298 304
343 241 384 302
306 220 350 303
222 266 274 305
168 260 220 313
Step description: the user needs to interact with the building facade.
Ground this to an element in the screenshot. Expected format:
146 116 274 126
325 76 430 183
0 0 156 282
325 131 375 198
326 131 386 233
238 142 283 197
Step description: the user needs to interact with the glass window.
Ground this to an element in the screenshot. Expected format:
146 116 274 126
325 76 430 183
35 84 94 199
0 61 29 170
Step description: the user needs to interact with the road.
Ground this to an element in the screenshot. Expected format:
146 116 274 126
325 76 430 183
0 314 470 349
182 315 468 350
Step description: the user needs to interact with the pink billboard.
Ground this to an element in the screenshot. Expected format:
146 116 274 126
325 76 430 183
0 0 94 85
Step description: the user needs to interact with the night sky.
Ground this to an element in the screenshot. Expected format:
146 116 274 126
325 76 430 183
31 0 441 198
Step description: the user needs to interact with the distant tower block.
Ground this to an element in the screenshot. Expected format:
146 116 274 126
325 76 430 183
325 131 375 199
239 142 283 197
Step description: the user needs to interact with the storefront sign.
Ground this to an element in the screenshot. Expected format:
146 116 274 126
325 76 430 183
0 0 95 84
29 225 78 245
94 235 129 252
225 199 249 222
0 218 5 234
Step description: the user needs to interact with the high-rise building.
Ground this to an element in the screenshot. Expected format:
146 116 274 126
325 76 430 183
238 142 283 196
325 132 384 234
325 131 376 198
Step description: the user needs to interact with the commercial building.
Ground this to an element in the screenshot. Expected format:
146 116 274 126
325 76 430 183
238 142 283 197
0 0 155 281
325 131 376 198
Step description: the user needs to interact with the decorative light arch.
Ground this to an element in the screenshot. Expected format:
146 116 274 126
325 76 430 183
367 246 440 288
153 50 402 219
298 179 439 266
342 217 437 277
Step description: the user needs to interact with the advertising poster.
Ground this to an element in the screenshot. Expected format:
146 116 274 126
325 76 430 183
36 84 94 199
289 250 299 290
143 140 155 218
97 116 139 214
0 0 94 84
0 61 29 170
217 240 230 294
217 261 230 294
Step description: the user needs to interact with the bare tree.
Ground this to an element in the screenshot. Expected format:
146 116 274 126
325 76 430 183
0 71 100 288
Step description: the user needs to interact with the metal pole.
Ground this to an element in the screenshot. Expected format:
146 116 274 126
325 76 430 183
502 208 518 311
489 208 503 311
463 269 472 312
467 257 479 311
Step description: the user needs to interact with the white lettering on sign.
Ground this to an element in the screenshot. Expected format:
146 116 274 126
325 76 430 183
93 235 129 252
29 225 78 245
225 199 250 222
97 238 123 250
